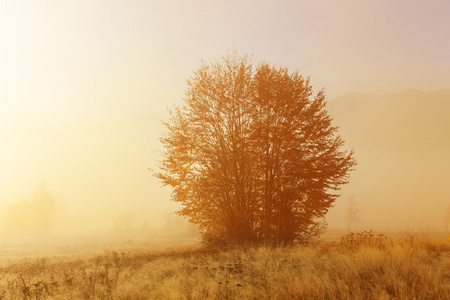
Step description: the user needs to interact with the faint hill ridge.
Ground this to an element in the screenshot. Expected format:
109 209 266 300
398 88 427 95
328 88 450 153
330 88 450 106
398 88 450 96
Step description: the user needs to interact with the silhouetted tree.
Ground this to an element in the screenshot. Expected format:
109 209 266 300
444 206 450 232
0 199 34 235
345 195 360 232
32 182 55 234
156 52 356 245
0 183 55 235
113 212 135 232
142 218 150 231
162 213 199 237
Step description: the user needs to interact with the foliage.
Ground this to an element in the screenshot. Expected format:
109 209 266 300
156 52 356 245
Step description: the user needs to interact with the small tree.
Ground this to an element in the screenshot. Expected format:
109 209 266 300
0 183 55 235
345 195 360 232
444 206 450 232
156 52 356 245
32 182 55 234
113 212 134 232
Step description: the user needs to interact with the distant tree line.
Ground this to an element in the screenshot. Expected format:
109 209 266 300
0 183 54 236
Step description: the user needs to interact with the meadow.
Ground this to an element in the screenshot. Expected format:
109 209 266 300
0 232 449 299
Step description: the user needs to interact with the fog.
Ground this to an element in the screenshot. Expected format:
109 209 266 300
0 115 199 243
326 90 450 232
2 90 450 243
1 1 450 244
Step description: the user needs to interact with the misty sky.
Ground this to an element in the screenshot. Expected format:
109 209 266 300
1 0 449 123
1 0 450 234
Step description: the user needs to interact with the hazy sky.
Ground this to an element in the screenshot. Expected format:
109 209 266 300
1 0 449 235
1 0 449 124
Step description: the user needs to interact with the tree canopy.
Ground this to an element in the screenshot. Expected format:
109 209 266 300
156 53 356 245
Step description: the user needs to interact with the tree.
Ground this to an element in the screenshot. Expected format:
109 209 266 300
156 53 356 245
0 183 55 236
444 206 450 232
32 182 55 234
345 195 360 232
113 212 135 232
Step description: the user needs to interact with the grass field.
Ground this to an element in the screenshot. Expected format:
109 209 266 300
0 232 449 299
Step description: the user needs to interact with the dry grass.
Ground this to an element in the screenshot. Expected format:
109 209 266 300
0 234 449 299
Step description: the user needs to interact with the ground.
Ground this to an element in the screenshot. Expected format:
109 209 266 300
0 232 449 299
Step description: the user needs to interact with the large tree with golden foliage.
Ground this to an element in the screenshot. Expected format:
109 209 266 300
156 53 356 245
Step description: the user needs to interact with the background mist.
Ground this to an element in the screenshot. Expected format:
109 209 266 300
1 0 449 241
